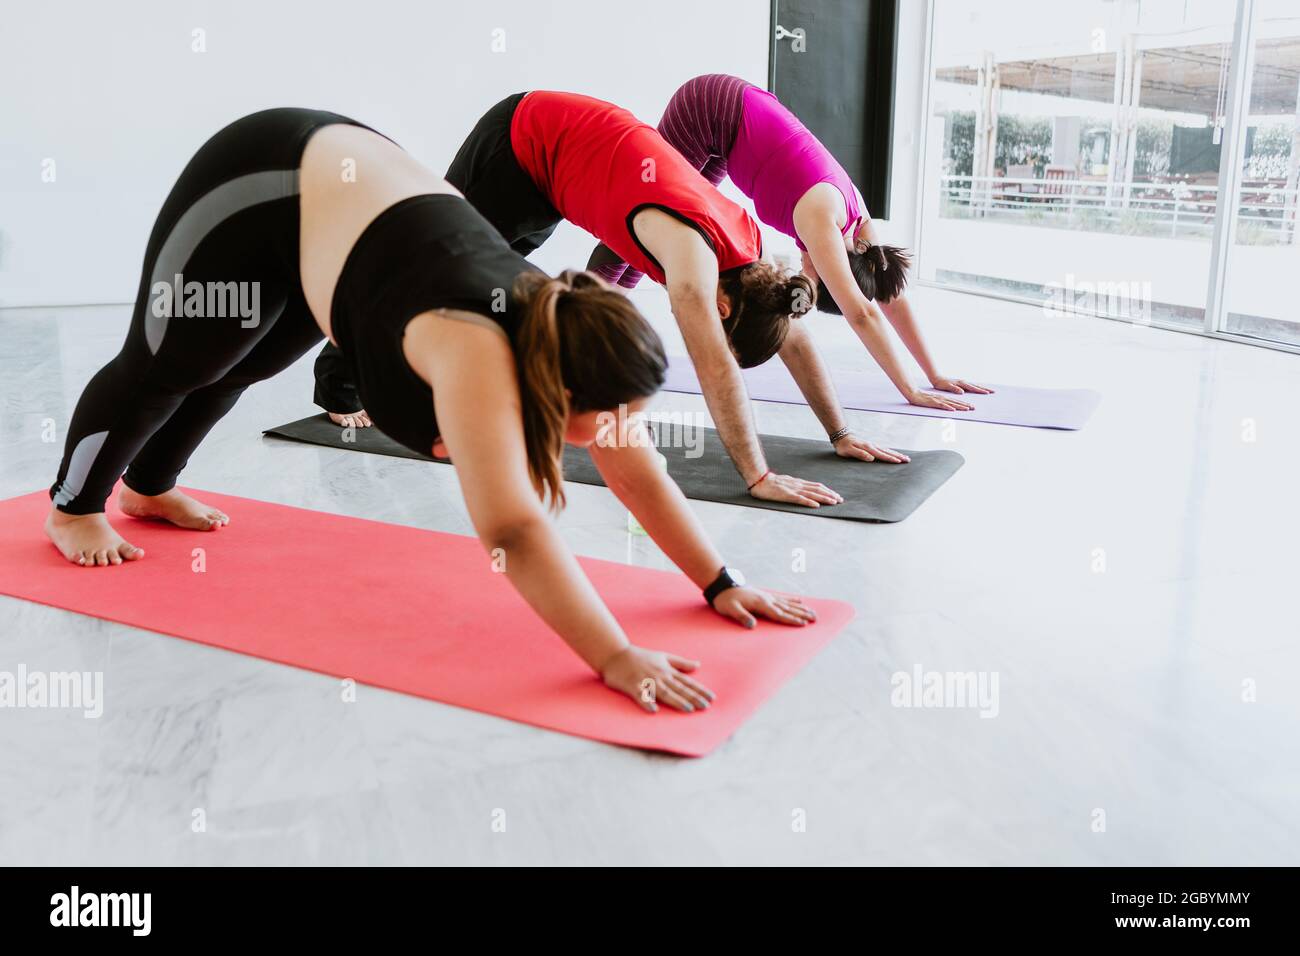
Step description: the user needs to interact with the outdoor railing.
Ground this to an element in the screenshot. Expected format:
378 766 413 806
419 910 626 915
937 175 1299 243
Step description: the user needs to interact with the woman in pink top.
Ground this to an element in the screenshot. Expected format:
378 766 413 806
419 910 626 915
591 74 990 413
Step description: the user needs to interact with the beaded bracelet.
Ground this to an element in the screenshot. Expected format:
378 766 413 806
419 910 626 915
828 426 851 444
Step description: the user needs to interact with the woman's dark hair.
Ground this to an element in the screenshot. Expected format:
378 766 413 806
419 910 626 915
717 260 815 368
815 243 912 314
514 269 666 509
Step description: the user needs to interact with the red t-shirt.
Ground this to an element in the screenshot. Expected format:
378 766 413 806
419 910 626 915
510 91 761 284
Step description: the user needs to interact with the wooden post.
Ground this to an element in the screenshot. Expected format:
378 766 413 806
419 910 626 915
1106 38 1128 208
1122 44 1143 210
1284 75 1300 245
972 50 999 216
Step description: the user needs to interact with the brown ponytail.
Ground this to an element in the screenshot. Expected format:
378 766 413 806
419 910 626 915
514 269 666 510
717 261 815 368
515 272 569 511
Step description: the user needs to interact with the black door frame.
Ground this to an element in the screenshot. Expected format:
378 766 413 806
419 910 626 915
767 0 899 218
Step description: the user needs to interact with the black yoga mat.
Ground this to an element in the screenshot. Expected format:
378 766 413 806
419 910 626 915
263 414 963 522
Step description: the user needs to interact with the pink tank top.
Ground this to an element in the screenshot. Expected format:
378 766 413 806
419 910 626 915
727 86 862 251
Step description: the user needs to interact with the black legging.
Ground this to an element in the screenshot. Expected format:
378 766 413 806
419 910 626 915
48 109 365 515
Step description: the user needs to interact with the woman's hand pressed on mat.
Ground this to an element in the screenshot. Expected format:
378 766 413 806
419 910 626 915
929 376 993 397
905 374 998 411
601 646 714 713
906 388 976 413
599 587 813 712
712 587 816 629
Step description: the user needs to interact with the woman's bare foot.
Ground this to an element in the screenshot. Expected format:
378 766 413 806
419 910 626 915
118 486 229 531
328 410 372 428
45 509 145 567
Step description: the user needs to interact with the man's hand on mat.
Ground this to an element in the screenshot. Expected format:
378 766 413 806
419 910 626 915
833 433 910 464
713 588 817 629
327 410 373 428
749 472 843 508
929 376 994 396
602 646 715 713
906 388 975 412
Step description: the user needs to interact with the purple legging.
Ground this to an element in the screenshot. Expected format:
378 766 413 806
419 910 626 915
590 74 750 288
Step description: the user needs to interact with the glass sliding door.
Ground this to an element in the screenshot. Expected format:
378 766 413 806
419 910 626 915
919 0 1246 332
1220 0 1300 347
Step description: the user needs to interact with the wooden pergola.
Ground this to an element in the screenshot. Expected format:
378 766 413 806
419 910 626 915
935 36 1300 216
936 37 1300 115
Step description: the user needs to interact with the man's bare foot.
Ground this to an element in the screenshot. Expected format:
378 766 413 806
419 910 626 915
328 410 372 428
118 486 229 531
45 509 145 567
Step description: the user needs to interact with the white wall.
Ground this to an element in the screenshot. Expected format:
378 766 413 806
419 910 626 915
0 0 927 307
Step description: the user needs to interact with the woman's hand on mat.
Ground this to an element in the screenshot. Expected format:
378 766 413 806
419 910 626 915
749 472 843 508
601 646 715 713
327 409 373 428
833 433 910 464
713 587 817 629
906 388 975 412
929 376 994 396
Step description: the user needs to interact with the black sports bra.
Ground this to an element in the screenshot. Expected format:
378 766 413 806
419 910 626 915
329 194 542 457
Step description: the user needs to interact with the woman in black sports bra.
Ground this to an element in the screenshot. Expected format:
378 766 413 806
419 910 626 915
44 108 815 712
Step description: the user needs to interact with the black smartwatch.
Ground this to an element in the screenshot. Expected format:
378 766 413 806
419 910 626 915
703 566 746 607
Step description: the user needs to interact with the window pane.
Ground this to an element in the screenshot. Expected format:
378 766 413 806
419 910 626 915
921 0 1238 328
1222 0 1300 347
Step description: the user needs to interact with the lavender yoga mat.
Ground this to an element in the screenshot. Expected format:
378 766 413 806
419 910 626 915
662 358 1101 430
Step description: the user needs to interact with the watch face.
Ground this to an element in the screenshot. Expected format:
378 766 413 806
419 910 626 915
727 567 746 587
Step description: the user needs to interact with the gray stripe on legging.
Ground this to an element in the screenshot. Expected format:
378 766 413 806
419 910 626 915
144 169 300 354
51 430 110 508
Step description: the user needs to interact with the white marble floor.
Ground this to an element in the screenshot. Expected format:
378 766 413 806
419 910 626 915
1 285 1297 865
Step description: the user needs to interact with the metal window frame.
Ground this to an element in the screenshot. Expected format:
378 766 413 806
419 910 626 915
913 0 1299 356
1204 0 1258 334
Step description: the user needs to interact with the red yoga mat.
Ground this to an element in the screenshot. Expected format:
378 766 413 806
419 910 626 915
0 489 853 756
